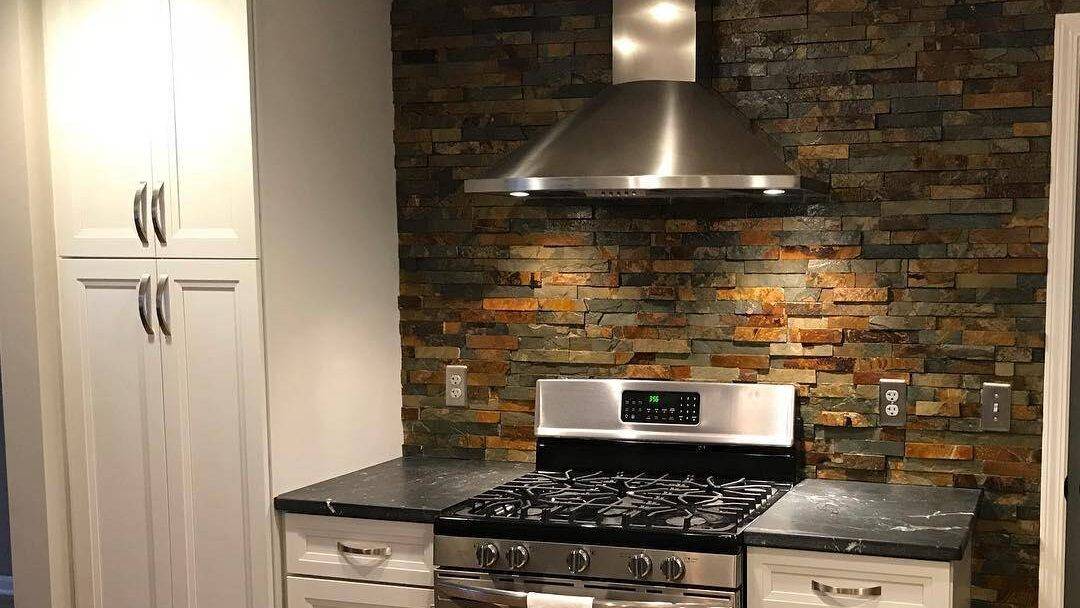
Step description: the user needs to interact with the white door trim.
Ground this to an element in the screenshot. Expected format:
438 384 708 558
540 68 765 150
1040 13 1080 608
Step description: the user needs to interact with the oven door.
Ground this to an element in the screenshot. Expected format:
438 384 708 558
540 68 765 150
435 569 739 608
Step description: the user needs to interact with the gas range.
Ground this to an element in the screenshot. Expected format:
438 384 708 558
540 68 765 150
436 470 790 551
434 379 799 608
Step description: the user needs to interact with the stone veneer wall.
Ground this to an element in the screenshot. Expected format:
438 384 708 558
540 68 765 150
392 0 1067 604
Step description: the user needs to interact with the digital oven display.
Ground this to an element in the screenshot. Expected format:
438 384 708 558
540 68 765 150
620 390 700 425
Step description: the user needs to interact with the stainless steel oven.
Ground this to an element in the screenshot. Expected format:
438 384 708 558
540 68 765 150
435 569 738 608
432 379 800 608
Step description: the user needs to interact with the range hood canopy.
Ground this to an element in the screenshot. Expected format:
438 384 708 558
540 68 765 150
464 0 826 199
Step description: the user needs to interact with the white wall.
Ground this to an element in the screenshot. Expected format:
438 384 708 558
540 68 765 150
254 0 404 494
0 0 73 605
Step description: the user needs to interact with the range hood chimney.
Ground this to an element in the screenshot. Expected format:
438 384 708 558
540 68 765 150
465 0 826 199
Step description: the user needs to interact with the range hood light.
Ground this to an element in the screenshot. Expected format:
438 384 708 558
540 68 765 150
613 37 639 56
509 191 530 198
763 189 786 196
649 2 682 23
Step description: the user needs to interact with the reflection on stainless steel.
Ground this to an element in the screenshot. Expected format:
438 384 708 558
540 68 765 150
613 0 696 84
464 81 822 197
535 379 796 447
464 0 826 198
436 581 734 608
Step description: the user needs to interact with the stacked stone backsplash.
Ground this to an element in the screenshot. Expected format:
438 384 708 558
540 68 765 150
392 0 1066 604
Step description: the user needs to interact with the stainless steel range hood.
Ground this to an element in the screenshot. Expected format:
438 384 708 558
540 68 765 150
465 0 826 199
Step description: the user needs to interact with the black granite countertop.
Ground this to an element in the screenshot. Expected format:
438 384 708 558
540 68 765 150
743 479 981 561
274 457 534 523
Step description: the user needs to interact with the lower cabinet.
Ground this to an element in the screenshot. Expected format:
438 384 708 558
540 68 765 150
59 258 273 607
287 577 434 608
283 515 435 608
748 547 971 608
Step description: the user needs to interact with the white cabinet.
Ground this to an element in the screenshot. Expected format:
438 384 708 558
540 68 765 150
748 547 971 608
158 0 258 258
158 260 273 607
43 0 401 606
45 0 163 258
284 516 435 608
284 515 434 587
58 259 171 607
58 258 272 608
45 0 258 259
287 576 434 608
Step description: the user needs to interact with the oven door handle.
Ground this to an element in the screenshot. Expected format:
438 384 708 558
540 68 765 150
435 582 732 608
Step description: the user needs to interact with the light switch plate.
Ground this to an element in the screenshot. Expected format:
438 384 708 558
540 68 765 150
981 382 1011 431
879 378 907 426
445 364 467 407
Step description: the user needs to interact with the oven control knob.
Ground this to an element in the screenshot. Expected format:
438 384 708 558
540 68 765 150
567 548 591 574
475 543 499 568
507 545 530 570
660 556 686 582
627 553 652 579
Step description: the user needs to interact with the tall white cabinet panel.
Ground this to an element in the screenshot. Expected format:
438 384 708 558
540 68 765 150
45 0 164 258
160 0 259 259
58 259 172 608
157 260 272 607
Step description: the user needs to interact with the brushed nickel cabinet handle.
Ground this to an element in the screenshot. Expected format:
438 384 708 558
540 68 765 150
156 274 171 338
138 274 154 336
812 580 882 598
338 542 391 557
133 182 149 246
151 181 167 245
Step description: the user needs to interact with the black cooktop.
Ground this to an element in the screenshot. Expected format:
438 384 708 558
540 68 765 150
436 469 791 552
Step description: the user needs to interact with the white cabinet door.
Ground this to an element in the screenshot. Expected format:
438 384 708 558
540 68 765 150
45 0 164 258
157 260 272 607
58 259 172 608
747 547 956 608
158 0 258 259
283 514 435 587
287 576 435 608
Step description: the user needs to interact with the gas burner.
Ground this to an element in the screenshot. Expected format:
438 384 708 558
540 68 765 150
451 470 787 535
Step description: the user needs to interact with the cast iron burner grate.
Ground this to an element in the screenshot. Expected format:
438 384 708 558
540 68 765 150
455 470 787 534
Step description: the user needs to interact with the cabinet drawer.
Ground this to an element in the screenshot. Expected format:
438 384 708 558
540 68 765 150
287 576 434 608
748 548 955 608
284 514 434 586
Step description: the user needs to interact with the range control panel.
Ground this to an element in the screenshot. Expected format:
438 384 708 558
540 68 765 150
621 390 700 425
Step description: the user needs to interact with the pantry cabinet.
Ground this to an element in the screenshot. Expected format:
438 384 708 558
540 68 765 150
42 0 401 606
45 0 258 259
58 259 273 607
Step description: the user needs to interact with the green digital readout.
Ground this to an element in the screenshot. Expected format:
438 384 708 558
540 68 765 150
648 394 661 404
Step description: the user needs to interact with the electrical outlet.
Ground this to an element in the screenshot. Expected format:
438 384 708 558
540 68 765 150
445 365 467 407
981 382 1011 432
879 378 907 426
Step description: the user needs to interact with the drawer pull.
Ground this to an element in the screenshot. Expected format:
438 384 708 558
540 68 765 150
337 542 392 557
812 580 882 598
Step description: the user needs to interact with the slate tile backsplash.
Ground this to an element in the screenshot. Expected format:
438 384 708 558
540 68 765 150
391 0 1065 604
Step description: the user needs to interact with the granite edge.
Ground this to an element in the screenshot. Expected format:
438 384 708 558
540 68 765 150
273 496 438 524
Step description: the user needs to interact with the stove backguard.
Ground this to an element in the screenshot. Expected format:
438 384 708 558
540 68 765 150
534 379 801 482
536 379 796 447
